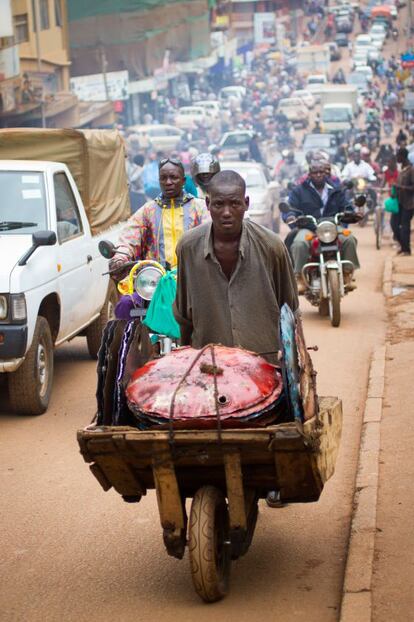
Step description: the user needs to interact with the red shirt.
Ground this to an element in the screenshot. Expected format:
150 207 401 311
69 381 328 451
384 168 398 188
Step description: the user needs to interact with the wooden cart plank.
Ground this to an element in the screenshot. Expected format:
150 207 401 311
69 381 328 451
223 451 247 530
152 443 185 531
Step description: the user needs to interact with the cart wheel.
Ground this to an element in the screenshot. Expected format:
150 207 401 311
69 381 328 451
188 486 231 603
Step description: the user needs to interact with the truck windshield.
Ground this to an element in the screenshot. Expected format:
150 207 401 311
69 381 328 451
322 108 351 122
0 171 47 234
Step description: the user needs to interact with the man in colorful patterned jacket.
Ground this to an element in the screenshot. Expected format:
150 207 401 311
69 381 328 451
110 158 207 271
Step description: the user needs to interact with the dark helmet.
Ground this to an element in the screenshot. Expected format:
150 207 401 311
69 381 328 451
190 152 221 191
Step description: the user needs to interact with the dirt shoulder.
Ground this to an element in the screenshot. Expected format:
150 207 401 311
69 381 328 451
372 255 414 622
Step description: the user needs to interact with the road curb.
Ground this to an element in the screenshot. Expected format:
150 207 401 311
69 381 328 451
340 257 391 621
382 255 393 298
339 345 386 622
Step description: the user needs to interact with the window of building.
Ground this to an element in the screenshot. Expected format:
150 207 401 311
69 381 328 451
54 0 62 27
32 0 50 31
13 14 29 42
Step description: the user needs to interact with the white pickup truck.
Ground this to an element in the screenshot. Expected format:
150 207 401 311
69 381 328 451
0 129 130 415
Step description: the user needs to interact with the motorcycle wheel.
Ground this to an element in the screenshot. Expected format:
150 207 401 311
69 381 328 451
328 270 341 327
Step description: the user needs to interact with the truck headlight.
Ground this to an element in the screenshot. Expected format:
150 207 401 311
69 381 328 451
0 295 7 320
317 221 337 243
11 294 27 321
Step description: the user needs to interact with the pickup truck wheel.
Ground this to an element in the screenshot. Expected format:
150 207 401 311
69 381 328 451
86 282 118 359
8 316 54 416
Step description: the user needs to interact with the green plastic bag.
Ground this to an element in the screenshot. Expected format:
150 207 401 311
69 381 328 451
384 190 399 214
143 269 180 339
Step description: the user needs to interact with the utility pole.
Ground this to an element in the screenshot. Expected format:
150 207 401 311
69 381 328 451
33 0 46 127
99 43 110 101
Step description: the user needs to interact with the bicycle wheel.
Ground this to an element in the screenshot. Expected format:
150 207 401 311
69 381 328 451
374 208 381 250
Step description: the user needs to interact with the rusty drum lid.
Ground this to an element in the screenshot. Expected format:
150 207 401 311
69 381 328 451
125 344 283 422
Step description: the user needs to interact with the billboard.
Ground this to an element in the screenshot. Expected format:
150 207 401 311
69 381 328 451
70 70 129 101
0 0 13 38
254 12 276 45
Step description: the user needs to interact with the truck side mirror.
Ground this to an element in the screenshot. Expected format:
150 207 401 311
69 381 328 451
33 231 57 247
18 230 57 266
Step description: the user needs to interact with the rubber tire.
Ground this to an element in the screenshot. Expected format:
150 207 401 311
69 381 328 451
86 282 118 359
328 270 341 327
8 316 54 416
188 486 231 603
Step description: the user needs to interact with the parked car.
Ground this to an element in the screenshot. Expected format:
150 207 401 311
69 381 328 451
292 89 316 109
277 97 309 128
175 106 212 130
127 124 184 153
223 161 280 232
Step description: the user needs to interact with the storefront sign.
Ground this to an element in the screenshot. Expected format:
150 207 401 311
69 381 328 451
254 12 276 45
70 70 129 101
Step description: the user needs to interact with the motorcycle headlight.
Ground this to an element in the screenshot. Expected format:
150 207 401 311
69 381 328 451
0 295 7 320
134 266 164 301
317 221 337 243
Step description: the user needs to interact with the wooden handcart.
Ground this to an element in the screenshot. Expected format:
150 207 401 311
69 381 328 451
77 396 342 603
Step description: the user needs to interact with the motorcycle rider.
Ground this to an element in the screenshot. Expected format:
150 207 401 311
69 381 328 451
342 148 376 182
190 152 221 199
110 158 207 273
277 150 303 183
287 161 361 294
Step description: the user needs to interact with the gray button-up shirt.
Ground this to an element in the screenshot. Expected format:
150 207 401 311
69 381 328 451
173 220 298 363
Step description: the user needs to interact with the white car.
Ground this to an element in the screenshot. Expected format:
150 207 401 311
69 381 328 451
355 65 374 82
306 74 328 102
354 34 373 49
352 50 369 68
277 97 309 128
370 23 388 36
219 86 246 107
369 31 386 49
194 100 222 119
175 106 212 130
127 124 184 153
223 161 280 231
292 89 316 109
0 154 125 415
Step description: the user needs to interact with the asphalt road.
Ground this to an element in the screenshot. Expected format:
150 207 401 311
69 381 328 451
0 226 389 622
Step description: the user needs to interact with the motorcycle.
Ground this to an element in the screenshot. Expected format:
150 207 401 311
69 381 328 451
392 28 398 41
99 240 177 355
344 178 376 227
279 201 364 327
